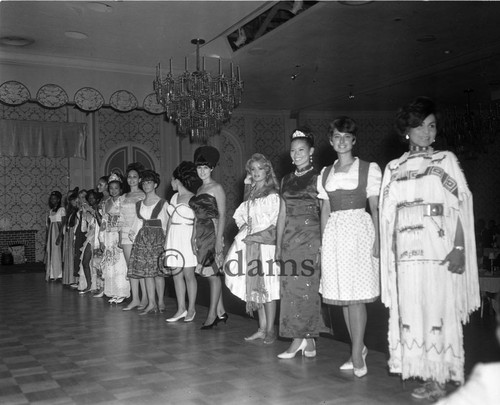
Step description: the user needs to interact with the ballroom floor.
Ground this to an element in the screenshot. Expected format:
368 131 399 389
1 264 499 405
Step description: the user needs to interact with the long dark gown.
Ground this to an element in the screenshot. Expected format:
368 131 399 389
189 193 219 277
279 168 322 338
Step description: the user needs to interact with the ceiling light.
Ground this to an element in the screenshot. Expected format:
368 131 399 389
65 31 88 40
0 36 34 47
154 39 244 143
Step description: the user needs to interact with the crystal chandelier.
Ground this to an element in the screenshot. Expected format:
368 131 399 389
440 89 500 159
154 38 244 143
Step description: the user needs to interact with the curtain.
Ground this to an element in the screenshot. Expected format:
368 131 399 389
0 119 87 158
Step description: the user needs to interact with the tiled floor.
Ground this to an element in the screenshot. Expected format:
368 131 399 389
0 265 499 405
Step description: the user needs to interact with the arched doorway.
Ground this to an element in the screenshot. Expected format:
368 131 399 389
102 144 158 176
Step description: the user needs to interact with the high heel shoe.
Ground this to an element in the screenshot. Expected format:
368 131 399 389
139 306 158 316
114 297 125 304
217 313 229 324
340 346 367 371
263 330 276 345
277 339 307 359
184 311 196 322
166 310 187 323
122 303 140 311
304 339 317 358
244 328 265 341
353 347 368 378
159 305 166 314
108 297 117 303
200 317 219 330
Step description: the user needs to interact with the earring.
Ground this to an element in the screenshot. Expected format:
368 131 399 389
405 134 409 140
309 155 313 163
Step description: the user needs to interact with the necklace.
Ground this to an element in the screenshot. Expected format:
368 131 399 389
409 145 430 152
295 165 313 177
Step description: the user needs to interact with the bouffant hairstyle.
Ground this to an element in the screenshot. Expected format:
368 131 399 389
329 116 358 139
290 127 314 148
395 96 437 139
140 169 161 188
126 162 145 176
244 153 279 201
173 161 202 193
194 146 220 169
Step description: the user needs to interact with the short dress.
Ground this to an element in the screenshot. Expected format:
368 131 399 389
224 192 281 304
318 158 381 305
165 193 197 268
119 191 145 246
45 206 66 281
128 199 169 278
189 193 219 277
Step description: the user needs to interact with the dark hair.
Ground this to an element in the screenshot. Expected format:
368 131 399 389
86 190 103 206
244 153 279 201
194 146 220 169
107 172 124 193
98 175 109 184
329 116 358 139
140 169 161 188
290 127 314 147
126 162 145 176
173 161 202 193
395 96 437 139
48 191 62 210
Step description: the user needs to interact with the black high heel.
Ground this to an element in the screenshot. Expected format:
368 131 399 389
200 317 219 330
217 313 229 324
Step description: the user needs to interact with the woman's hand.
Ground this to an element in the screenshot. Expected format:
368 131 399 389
55 235 61 246
99 242 105 252
441 247 465 274
128 231 135 242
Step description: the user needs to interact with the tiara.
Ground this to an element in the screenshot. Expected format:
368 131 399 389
291 130 308 139
109 173 122 183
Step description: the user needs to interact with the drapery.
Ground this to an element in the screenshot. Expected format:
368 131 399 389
0 119 87 158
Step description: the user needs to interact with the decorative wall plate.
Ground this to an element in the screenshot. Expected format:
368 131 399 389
74 87 104 112
36 84 69 108
143 93 166 114
109 90 138 112
0 81 31 105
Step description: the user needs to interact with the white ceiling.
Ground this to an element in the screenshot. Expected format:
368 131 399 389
1 0 500 113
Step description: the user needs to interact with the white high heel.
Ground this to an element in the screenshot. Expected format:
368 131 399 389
340 346 367 370
277 339 307 359
166 310 187 323
353 347 368 378
304 339 316 358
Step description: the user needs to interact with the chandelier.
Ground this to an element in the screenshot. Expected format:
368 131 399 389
440 89 500 159
153 38 244 143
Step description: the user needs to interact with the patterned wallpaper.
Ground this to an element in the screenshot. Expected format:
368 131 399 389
98 109 161 162
0 103 70 261
1 103 498 263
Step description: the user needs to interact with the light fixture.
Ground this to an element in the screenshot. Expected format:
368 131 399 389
0 36 34 46
441 89 500 159
154 39 243 143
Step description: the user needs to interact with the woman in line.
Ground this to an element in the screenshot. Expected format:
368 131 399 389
93 177 109 298
276 129 322 358
318 117 381 377
78 190 103 294
99 173 129 303
62 189 79 286
225 153 280 343
164 161 201 322
120 163 148 311
379 97 479 400
45 190 66 281
128 170 169 315
190 146 228 329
